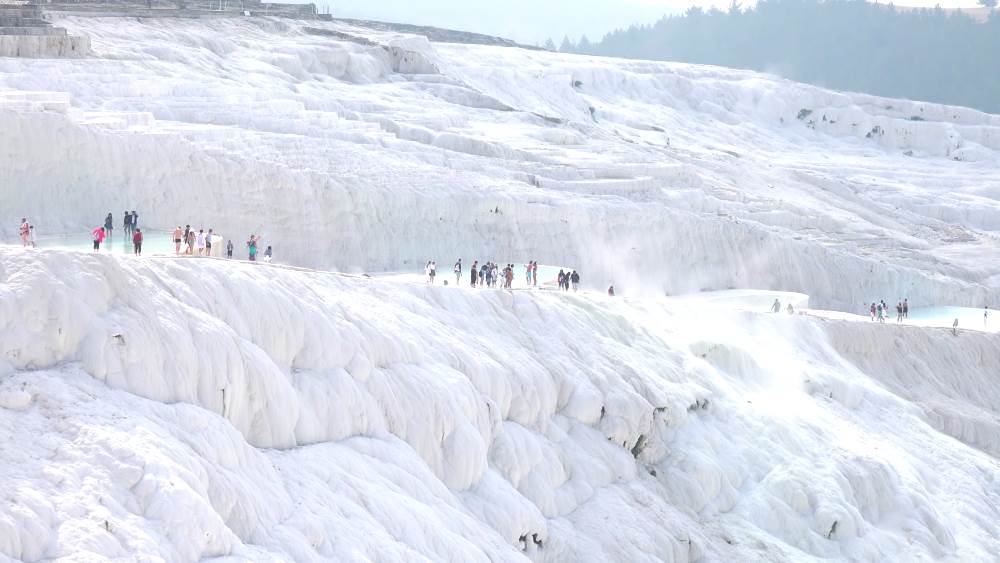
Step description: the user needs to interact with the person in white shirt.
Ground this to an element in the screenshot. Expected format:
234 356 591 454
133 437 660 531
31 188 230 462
196 229 207 256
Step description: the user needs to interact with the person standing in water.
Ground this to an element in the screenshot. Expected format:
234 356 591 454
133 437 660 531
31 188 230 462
131 210 138 232
903 298 909 319
196 229 206 256
132 228 143 256
869 302 877 321
571 270 580 292
985 306 990 328
264 246 273 263
772 299 781 313
123 211 132 238
953 318 959 336
877 303 885 323
173 226 183 255
532 262 538 287
19 218 30 247
226 239 234 259
470 260 478 287
28 225 36 248
454 259 462 285
608 285 615 296
206 229 214 256
104 213 114 240
786 303 794 314
896 302 903 324
92 226 105 252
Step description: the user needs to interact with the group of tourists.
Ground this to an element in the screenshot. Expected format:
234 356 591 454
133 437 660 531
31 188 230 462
448 260 542 289
85 212 134 254
868 299 908 324
464 261 520 289
557 269 580 292
90 211 145 255
443 259 589 293
171 225 216 257
84 212 272 263
18 218 36 248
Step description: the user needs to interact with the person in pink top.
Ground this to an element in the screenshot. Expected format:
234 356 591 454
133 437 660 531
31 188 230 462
92 226 106 252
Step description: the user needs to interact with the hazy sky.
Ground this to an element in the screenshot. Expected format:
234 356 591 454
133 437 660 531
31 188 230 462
326 0 984 45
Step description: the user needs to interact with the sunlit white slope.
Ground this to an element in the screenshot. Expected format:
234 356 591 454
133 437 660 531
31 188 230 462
0 17 998 311
1 248 998 561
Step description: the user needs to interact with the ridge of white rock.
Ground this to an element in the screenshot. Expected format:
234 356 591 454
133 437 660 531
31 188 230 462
0 17 998 312
1 248 999 562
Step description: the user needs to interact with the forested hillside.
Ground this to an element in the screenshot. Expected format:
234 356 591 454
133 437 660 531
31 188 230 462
567 0 1000 114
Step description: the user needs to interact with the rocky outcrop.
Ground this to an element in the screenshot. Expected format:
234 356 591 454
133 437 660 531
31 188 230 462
0 4 89 57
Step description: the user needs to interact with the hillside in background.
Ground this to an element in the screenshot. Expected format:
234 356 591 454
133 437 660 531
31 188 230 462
574 0 1000 114
2 13 1000 562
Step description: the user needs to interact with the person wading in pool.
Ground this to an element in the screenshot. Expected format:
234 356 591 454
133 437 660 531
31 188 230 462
173 226 183 255
92 226 106 252
19 218 30 247
132 228 143 256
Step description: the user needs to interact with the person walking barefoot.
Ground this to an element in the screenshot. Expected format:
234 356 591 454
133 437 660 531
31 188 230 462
132 228 143 256
91 226 105 252
19 218 30 247
173 226 182 255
